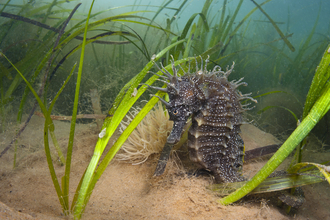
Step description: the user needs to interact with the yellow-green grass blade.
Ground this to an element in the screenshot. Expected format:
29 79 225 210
60 0 95 217
293 45 330 166
80 57 194 211
73 38 188 219
219 46 330 205
46 63 76 213
303 45 330 119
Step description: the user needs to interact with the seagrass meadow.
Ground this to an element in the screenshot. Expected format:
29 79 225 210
0 0 330 219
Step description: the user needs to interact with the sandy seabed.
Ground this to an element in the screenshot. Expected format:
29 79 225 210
0 115 329 220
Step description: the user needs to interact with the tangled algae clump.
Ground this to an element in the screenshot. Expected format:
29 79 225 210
116 102 173 164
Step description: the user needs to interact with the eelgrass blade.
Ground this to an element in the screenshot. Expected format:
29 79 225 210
0 0 10 13
72 49 190 219
179 12 209 42
107 38 185 116
0 5 137 45
220 0 243 44
288 5 320 84
142 0 175 42
0 52 45 139
0 11 59 33
0 52 66 211
289 162 330 184
45 63 76 168
251 90 302 108
182 23 196 58
39 4 81 167
77 58 195 215
82 96 160 212
55 13 154 50
71 168 87 213
53 3 82 51
10 3 80 165
209 0 228 48
303 45 330 119
49 31 136 81
209 170 324 196
193 0 212 53
171 12 208 59
250 0 295 52
220 0 272 55
43 115 67 213
0 61 12 80
16 44 56 122
62 0 95 217
120 25 150 60
200 41 223 58
291 45 330 173
219 45 330 205
217 0 227 39
257 105 298 123
0 73 5 133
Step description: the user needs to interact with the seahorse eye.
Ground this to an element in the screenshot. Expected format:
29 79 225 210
173 109 179 115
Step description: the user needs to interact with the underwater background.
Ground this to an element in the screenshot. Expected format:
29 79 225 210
0 0 330 219
1 0 329 137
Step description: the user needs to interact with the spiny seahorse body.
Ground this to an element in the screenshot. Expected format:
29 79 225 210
149 57 256 183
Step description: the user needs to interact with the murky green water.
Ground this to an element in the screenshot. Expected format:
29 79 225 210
0 0 329 219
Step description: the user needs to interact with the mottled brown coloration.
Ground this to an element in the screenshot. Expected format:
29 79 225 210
148 56 256 183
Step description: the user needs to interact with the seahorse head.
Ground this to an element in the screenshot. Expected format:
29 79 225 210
146 56 217 144
146 59 200 144
165 81 197 144
160 76 196 144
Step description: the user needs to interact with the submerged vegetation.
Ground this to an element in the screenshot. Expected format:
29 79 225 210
0 0 330 219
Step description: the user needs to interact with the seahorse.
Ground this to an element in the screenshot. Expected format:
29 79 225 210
147 56 256 183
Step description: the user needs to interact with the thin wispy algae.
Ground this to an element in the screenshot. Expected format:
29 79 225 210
116 102 173 165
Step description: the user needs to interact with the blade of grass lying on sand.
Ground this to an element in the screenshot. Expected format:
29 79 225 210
289 162 330 184
209 170 325 196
